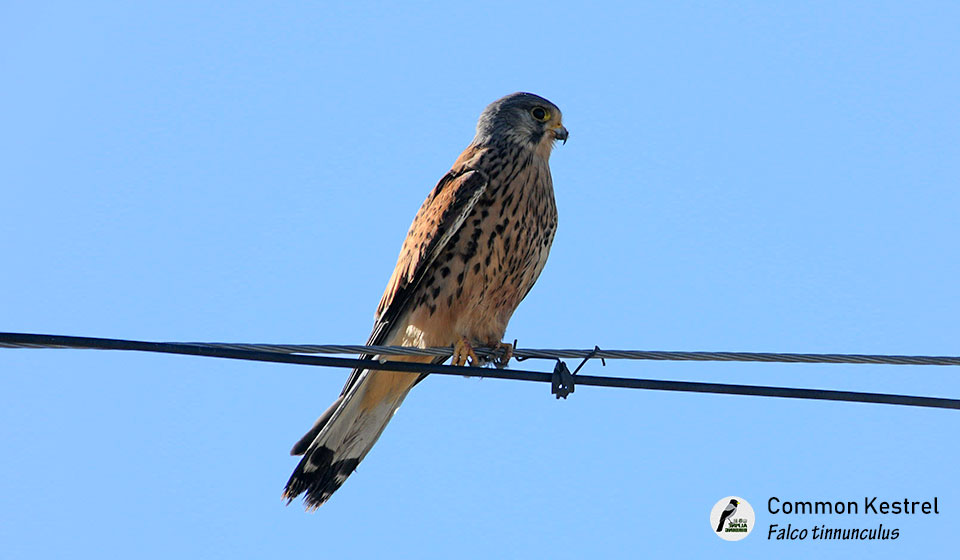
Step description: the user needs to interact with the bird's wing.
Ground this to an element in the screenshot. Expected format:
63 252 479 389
338 163 489 396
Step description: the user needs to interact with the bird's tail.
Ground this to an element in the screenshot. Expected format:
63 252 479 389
283 362 425 510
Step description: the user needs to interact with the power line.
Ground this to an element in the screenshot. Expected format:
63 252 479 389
2 332 958 411
6 335 959 367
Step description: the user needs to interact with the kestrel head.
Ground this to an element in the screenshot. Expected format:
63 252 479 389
473 92 568 157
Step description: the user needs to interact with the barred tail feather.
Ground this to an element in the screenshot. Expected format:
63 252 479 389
284 445 361 509
282 368 417 510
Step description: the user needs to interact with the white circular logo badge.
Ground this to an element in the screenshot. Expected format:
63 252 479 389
710 496 755 541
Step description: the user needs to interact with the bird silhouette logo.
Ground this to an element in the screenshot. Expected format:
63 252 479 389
716 499 739 532
710 496 755 541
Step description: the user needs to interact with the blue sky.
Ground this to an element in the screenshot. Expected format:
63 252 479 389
2 2 959 558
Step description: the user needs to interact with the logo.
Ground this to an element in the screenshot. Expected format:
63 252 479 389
711 496 756 541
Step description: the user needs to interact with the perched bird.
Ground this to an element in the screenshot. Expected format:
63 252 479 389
716 499 740 532
283 92 568 509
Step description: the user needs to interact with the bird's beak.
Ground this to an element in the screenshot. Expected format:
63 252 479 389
553 124 569 145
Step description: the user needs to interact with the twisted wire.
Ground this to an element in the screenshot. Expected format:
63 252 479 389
2 332 958 410
3 334 960 366
98 343 960 367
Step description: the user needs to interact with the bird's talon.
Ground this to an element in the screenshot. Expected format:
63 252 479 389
452 337 480 367
494 342 514 369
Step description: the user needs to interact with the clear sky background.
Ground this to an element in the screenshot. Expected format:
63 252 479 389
2 2 959 558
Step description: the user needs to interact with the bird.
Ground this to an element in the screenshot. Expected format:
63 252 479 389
283 92 568 509
716 499 740 532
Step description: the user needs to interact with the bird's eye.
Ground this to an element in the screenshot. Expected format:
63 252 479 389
531 106 550 122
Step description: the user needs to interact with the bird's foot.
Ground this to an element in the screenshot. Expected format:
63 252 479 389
493 341 514 369
451 336 480 367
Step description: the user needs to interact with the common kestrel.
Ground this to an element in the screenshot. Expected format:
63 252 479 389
284 92 567 509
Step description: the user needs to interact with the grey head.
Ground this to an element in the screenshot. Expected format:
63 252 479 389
472 92 569 151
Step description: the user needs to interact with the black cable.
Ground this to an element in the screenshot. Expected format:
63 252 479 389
2 332 958 410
